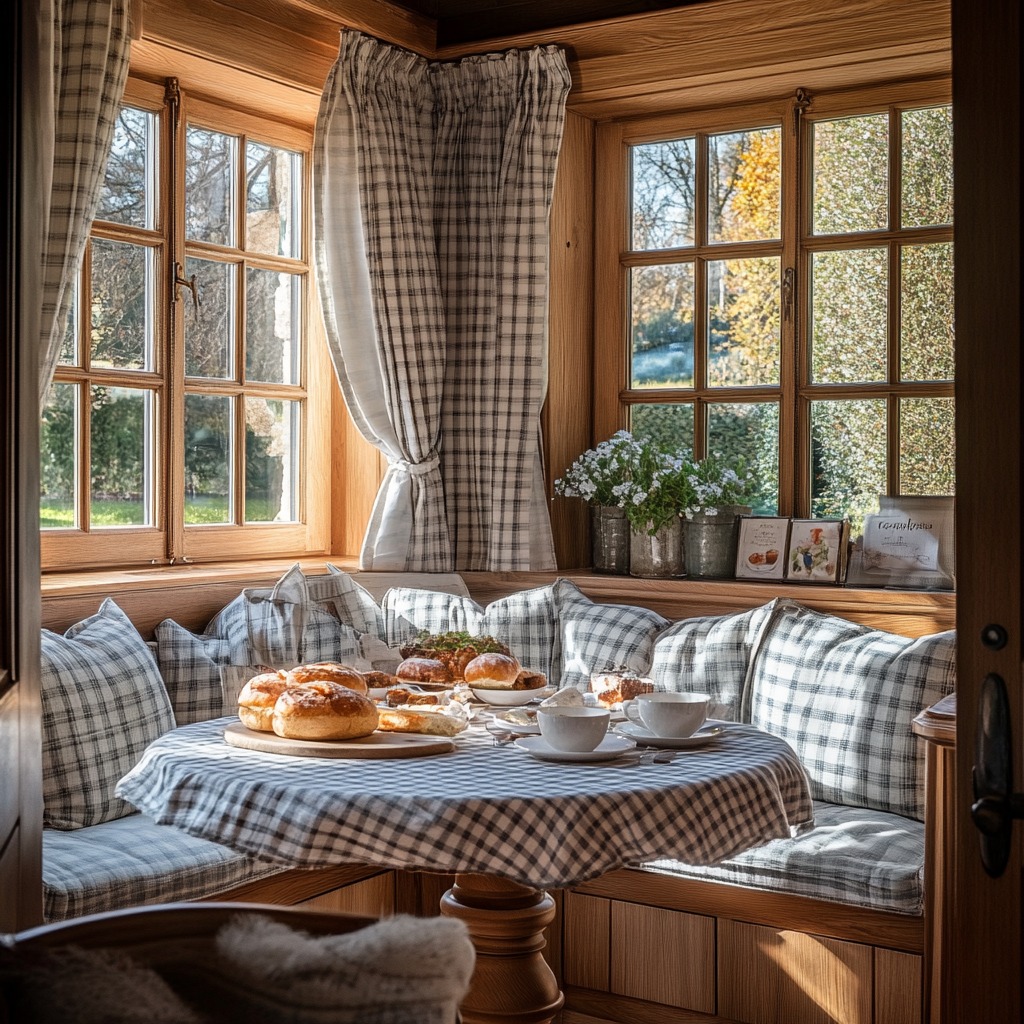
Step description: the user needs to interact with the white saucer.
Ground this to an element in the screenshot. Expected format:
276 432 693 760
513 734 636 763
615 721 725 749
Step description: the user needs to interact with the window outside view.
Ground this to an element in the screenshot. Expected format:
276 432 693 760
625 101 954 532
40 102 306 541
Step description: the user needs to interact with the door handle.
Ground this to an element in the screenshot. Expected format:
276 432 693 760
971 672 1024 876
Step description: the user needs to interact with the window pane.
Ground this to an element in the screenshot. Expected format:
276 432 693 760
708 256 780 386
631 137 696 250
186 257 234 379
902 106 953 228
708 127 781 243
185 394 233 524
90 386 153 527
247 141 301 258
186 125 235 246
245 398 299 522
811 113 888 235
707 402 779 514
900 397 955 495
90 238 151 371
810 248 888 383
97 106 156 229
630 403 694 454
901 242 954 381
246 268 300 384
630 263 694 388
810 398 886 533
40 383 78 529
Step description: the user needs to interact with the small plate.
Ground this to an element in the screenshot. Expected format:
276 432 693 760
513 734 636 763
614 721 725 749
471 686 552 707
491 708 541 735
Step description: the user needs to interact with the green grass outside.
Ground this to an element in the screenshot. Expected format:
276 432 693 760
40 495 282 529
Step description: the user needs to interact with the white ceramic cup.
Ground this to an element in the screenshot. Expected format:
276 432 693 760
537 705 611 752
624 691 710 738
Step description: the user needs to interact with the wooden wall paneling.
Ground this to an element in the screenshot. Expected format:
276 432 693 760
545 108 595 570
610 901 715 1012
718 919 873 1024
297 870 396 916
562 892 611 991
875 947 923 1024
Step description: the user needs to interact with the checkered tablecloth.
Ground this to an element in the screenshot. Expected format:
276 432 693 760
116 717 814 891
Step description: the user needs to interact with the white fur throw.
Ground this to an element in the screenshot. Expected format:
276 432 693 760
208 913 476 1024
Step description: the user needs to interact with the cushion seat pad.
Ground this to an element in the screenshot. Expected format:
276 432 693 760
638 800 925 915
43 813 284 922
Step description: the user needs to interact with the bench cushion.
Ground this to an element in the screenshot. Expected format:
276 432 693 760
745 601 956 821
640 800 925 915
553 579 669 691
649 602 778 720
42 814 284 923
381 582 560 682
41 599 175 831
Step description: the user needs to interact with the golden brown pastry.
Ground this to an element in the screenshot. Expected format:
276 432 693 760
395 657 453 686
362 670 398 691
285 661 368 696
237 671 291 732
383 687 443 707
376 706 467 737
593 676 655 707
271 680 379 741
463 652 523 689
399 631 511 680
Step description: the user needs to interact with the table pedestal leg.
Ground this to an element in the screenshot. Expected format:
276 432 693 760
440 872 564 1024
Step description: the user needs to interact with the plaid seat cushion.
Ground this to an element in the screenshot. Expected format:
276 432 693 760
155 564 375 725
746 600 956 820
381 582 559 681
41 599 175 831
640 800 925 915
552 578 669 691
42 814 284 923
649 602 779 720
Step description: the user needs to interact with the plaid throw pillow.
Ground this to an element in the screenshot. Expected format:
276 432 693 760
41 598 175 831
747 600 956 820
649 602 779 720
552 579 669 691
155 564 378 725
381 583 559 680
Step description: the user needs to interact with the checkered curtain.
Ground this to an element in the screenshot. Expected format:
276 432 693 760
36 0 132 397
314 31 570 571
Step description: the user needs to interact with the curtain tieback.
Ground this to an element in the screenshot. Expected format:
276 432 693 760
390 455 440 477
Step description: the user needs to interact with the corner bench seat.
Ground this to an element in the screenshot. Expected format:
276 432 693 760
638 799 926 916
42 814 284 922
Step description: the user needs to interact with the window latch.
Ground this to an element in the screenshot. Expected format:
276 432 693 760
174 261 200 319
783 267 795 321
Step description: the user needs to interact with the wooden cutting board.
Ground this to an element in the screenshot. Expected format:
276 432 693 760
223 721 455 759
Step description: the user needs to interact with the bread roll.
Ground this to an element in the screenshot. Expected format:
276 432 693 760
286 661 368 695
384 687 443 707
237 671 290 732
362 670 397 692
395 657 453 685
376 706 466 737
463 652 522 689
272 680 379 741
399 632 512 680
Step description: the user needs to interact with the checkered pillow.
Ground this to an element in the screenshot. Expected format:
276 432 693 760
381 583 559 680
650 602 779 720
155 564 373 725
552 578 669 690
747 601 956 820
41 599 175 831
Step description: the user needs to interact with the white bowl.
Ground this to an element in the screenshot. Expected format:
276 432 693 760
470 686 538 707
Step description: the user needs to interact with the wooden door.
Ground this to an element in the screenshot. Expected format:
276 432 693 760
951 1 1023 1020
1 0 44 932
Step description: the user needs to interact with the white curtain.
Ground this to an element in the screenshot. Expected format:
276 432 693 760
36 0 132 398
314 31 570 571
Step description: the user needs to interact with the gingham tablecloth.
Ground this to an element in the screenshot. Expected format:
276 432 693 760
116 717 814 891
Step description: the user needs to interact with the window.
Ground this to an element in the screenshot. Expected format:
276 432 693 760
40 78 330 570
594 81 954 532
